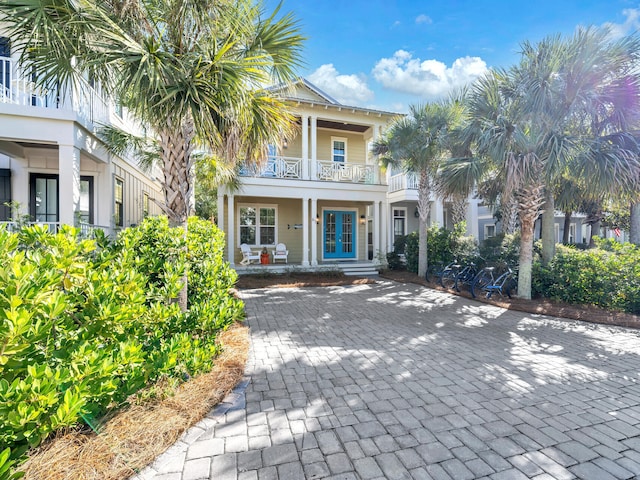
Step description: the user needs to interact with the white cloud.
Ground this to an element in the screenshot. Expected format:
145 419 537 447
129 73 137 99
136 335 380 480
372 50 488 100
415 14 432 25
308 64 374 105
602 8 640 39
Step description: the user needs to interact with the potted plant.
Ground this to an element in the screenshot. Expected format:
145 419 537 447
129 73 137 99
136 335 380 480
260 246 270 264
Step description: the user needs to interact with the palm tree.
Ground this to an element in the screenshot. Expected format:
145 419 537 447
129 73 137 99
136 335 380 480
373 101 463 278
1 0 304 309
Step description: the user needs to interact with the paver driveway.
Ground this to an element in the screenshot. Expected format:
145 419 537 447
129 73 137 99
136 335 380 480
137 280 640 480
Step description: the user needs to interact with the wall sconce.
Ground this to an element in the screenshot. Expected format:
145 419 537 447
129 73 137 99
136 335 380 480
282 138 288 149
414 206 420 218
315 215 320 224
359 214 366 225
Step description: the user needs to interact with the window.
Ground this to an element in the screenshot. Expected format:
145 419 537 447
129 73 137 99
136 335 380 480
484 224 496 239
0 169 11 221
79 176 94 224
30 174 58 222
239 205 276 246
0 37 10 96
569 224 576 243
332 138 347 163
114 177 124 227
142 192 149 217
393 208 407 246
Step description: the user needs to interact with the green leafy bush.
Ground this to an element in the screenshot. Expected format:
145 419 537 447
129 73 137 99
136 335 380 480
532 239 640 313
405 224 479 274
0 217 243 472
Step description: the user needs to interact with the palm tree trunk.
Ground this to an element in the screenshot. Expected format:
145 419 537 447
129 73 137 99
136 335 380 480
159 117 196 312
540 188 555 265
517 183 545 300
562 211 571 244
501 194 519 234
630 201 640 245
589 218 601 248
417 169 431 278
450 194 467 228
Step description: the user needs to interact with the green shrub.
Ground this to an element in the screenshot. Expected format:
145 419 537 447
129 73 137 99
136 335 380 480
532 240 640 313
0 217 243 472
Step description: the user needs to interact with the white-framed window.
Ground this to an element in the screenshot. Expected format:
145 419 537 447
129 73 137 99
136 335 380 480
114 177 124 227
554 223 560 243
484 224 496 239
332 137 347 163
393 208 407 245
142 192 150 217
569 224 576 243
239 204 277 246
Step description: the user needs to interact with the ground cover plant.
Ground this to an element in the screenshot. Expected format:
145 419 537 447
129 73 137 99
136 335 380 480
0 217 243 478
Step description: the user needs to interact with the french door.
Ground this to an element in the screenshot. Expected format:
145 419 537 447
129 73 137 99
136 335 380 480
323 210 356 259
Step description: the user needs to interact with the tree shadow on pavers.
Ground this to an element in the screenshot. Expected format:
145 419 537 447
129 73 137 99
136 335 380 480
189 283 640 479
241 281 640 421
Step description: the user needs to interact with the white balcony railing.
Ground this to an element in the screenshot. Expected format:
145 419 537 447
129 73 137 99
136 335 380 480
239 156 381 185
1 56 112 127
0 221 111 237
389 173 419 192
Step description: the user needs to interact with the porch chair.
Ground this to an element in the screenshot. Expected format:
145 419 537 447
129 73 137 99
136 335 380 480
271 243 289 263
240 243 260 265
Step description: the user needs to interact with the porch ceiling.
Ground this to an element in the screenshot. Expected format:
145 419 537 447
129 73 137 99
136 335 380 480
316 119 369 133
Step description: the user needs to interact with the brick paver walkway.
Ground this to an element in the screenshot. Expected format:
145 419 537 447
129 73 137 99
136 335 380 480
135 280 640 479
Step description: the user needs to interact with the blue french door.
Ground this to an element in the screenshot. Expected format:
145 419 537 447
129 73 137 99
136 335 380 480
323 210 356 259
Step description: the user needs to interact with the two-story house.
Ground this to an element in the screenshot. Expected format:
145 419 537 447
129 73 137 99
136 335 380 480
0 34 162 235
218 79 485 274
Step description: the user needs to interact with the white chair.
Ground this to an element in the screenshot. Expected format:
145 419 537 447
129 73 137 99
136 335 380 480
240 244 260 265
271 243 289 263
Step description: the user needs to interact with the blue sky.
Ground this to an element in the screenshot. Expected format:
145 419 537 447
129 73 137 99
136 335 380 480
266 0 640 113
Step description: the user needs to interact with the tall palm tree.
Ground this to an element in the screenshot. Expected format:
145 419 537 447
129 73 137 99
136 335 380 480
1 0 304 309
373 101 463 278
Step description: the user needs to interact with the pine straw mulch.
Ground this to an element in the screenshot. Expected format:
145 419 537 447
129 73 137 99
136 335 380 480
19 323 250 480
380 270 640 330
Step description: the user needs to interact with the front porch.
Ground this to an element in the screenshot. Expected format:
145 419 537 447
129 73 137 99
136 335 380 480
234 260 379 276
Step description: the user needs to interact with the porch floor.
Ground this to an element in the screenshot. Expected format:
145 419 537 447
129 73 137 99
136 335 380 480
234 260 379 276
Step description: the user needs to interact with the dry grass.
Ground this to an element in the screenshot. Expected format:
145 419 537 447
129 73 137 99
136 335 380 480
19 323 250 480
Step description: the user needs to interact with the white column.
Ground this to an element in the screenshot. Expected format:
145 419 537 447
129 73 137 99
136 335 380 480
373 201 380 263
310 116 318 180
58 144 81 226
466 196 479 239
227 195 235 266
301 115 309 180
381 200 388 254
388 203 394 252
433 198 444 227
96 162 112 228
302 197 310 266
311 198 318 266
217 192 225 254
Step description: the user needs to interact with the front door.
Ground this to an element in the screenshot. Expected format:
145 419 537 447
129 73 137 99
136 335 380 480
323 210 356 259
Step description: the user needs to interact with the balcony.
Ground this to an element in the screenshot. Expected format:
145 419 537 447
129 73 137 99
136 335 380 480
240 156 382 185
1 56 113 128
0 221 111 237
389 173 418 192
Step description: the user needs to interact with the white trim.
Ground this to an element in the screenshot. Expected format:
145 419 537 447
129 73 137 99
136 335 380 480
237 203 278 247
114 175 124 228
554 223 560 243
331 136 348 163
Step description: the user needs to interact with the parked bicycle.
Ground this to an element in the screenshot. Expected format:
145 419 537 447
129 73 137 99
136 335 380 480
453 260 481 292
471 265 518 299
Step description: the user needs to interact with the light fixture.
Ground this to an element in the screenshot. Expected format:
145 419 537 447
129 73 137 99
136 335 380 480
359 214 366 225
414 206 420 218
315 215 320 224
282 138 288 149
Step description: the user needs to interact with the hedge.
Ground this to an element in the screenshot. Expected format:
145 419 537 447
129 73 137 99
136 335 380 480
0 217 243 477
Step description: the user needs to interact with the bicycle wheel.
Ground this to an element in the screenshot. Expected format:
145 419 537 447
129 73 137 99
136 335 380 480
505 277 518 298
440 269 457 289
471 271 493 298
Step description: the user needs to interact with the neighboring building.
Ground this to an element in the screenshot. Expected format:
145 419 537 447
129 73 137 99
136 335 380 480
0 33 163 235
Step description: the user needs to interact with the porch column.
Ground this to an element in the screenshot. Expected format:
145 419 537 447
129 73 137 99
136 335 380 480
227 194 235 266
311 197 318 266
302 197 310 266
301 115 309 180
310 116 318 180
388 203 394 252
58 144 81 226
381 200 389 254
433 198 444 227
96 162 112 228
373 201 380 263
217 192 225 256
466 196 479 239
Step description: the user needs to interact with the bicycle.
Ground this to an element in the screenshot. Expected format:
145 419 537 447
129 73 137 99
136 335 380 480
453 260 481 292
439 260 461 289
471 266 518 299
